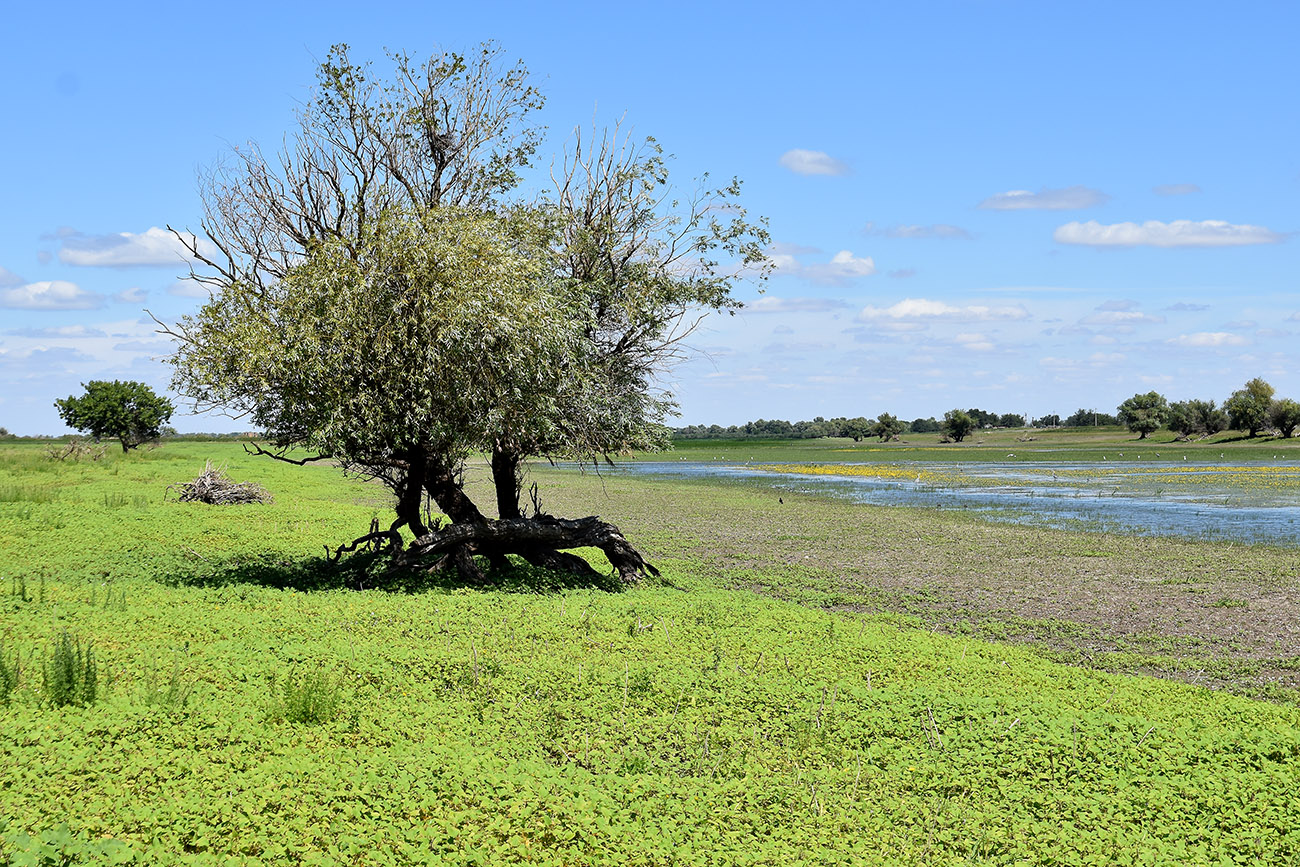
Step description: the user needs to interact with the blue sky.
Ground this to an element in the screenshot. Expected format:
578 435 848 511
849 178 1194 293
2 1 1296 434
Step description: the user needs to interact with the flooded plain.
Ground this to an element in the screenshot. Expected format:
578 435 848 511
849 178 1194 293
600 459 1300 547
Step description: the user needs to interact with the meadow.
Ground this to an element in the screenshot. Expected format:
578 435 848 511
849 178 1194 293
2 438 1299 865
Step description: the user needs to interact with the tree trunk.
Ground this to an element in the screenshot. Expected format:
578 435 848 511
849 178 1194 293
422 458 487 525
399 514 659 585
490 441 524 520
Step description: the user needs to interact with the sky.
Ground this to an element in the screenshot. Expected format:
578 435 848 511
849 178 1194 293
1 1 1296 434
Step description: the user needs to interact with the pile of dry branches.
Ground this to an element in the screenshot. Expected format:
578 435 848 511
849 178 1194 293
167 460 272 505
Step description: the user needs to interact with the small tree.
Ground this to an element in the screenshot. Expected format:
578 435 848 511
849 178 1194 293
941 409 975 442
910 417 940 433
1271 399 1300 439
840 417 872 442
998 413 1026 428
1225 378 1275 437
1117 391 1169 439
54 381 173 452
872 413 903 442
1168 399 1227 439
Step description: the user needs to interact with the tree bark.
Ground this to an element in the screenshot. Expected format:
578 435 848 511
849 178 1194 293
399 514 659 584
490 440 524 520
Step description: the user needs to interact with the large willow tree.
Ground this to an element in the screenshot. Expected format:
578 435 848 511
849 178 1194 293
164 44 768 583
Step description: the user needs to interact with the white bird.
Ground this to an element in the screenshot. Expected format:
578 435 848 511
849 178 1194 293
1007 453 1015 458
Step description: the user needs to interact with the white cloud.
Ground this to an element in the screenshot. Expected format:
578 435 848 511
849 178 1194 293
0 280 106 310
979 186 1109 210
1080 310 1165 326
953 332 995 351
166 280 210 299
866 223 972 240
1153 183 1200 196
1165 301 1210 312
746 296 851 314
1054 219 1283 247
0 267 22 288
779 149 849 176
1167 332 1250 347
114 287 148 304
771 248 876 286
887 268 917 279
857 298 1029 322
58 227 212 267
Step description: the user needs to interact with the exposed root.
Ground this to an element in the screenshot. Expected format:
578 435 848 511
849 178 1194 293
398 514 658 585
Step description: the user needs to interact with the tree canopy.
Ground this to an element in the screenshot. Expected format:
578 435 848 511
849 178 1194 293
54 380 173 452
941 409 975 442
1117 391 1170 439
163 44 768 583
1225 378 1275 437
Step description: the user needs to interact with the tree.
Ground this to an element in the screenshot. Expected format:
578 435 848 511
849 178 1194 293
998 413 1026 429
54 381 173 452
1167 399 1227 439
872 413 903 442
1225 378 1275 437
164 45 769 584
1116 391 1170 439
941 409 975 442
1064 408 1118 427
1034 414 1061 427
910 417 940 433
1271 398 1300 439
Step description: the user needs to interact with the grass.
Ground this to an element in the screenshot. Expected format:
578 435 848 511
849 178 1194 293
2 440 1299 864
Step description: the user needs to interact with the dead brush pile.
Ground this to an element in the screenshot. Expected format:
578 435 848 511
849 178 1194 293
167 460 272 505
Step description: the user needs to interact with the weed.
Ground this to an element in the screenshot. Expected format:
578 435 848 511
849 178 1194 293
41 632 98 708
0 642 18 705
139 657 194 709
1211 596 1248 609
268 667 342 725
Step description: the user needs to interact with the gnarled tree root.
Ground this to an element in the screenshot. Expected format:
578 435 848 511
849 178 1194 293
397 515 659 585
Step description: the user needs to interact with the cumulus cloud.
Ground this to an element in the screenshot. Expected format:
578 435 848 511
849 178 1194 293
979 186 1109 211
1079 310 1165 326
1167 332 1250 347
745 296 851 314
779 149 849 176
953 332 995 351
57 227 212 267
857 298 1028 322
113 287 148 304
770 248 875 286
166 280 210 299
0 280 106 310
1153 183 1201 196
1054 219 1283 247
865 222 972 240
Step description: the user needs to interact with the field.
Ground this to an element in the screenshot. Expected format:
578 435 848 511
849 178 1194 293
2 438 1300 865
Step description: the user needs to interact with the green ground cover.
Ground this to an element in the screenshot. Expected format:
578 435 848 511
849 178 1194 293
2 441 1299 865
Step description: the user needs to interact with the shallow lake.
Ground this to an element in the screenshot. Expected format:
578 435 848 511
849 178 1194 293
593 460 1300 547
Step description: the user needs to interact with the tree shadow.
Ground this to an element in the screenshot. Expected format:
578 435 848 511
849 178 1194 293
165 551 626 595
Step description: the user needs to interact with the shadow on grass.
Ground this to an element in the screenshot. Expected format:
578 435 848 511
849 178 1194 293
165 550 626 595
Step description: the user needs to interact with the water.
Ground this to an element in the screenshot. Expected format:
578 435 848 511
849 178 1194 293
588 460 1300 547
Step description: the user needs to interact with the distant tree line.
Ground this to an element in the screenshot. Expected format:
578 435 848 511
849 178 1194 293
1117 378 1300 440
673 378 1300 442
